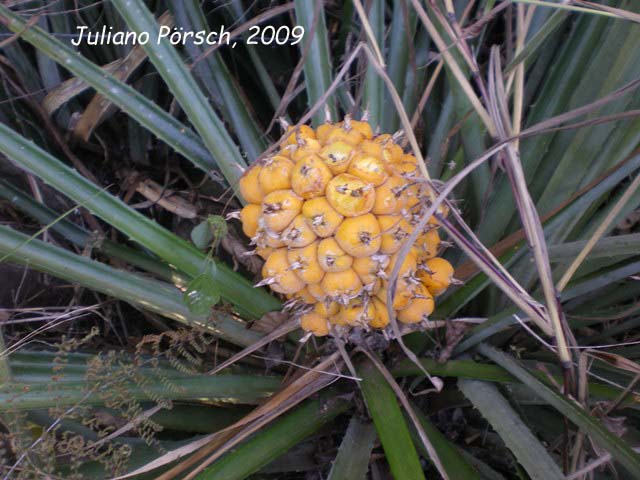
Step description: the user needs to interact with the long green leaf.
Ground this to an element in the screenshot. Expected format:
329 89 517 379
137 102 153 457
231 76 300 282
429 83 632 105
294 0 337 124
0 4 221 177
357 359 425 480
327 416 377 480
0 225 264 347
171 1 266 161
111 0 248 192
0 179 185 285
458 378 564 479
363 0 384 129
0 121 280 318
1 374 280 410
479 343 640 476
391 356 634 405
197 396 350 479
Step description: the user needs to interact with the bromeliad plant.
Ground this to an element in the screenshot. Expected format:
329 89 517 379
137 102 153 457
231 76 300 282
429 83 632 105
1 1 640 479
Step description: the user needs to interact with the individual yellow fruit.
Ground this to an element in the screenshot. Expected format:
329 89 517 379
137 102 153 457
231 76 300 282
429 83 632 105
301 197 344 237
378 215 412 255
340 299 375 326
300 312 329 336
319 141 354 174
307 282 326 302
373 133 392 144
370 297 390 328
258 156 295 194
261 248 305 294
285 124 316 145
317 237 353 272
348 119 374 140
401 153 418 165
239 164 264 204
320 269 362 298
398 284 434 324
335 213 381 258
282 214 317 248
381 142 403 164
376 280 413 310
261 190 303 232
418 257 454 296
326 174 375 217
239 204 261 238
314 300 340 316
291 154 333 199
392 160 419 177
287 242 324 284
359 139 384 158
417 228 440 260
387 248 419 286
316 123 334 144
260 227 286 248
348 154 388 186
291 138 322 162
352 254 389 285
327 122 365 146
372 176 408 215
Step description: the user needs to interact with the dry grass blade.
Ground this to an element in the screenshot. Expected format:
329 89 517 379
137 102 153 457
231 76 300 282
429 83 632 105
43 61 121 114
486 47 572 368
179 353 345 479
134 352 344 480
411 60 444 130
557 172 640 291
206 319 298 375
73 12 173 141
352 0 385 66
410 0 496 135
513 0 640 23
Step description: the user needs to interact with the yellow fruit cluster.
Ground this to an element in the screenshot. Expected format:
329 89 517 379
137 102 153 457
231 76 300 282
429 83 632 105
239 117 454 337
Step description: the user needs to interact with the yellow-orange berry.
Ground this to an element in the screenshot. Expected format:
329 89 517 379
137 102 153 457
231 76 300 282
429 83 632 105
340 299 375 326
370 297 390 328
335 213 381 258
287 242 324 284
352 254 389 285
239 164 264 204
300 312 329 336
326 174 375 217
285 124 316 145
261 190 303 232
291 154 333 199
320 269 362 298
372 176 408 215
239 204 261 238
282 214 317 248
301 197 344 237
261 248 305 294
398 284 434 324
291 138 322 162
378 215 412 255
317 237 353 273
258 156 295 194
348 154 388 186
319 141 354 174
418 257 454 296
